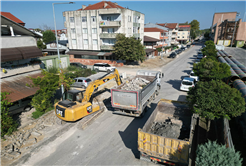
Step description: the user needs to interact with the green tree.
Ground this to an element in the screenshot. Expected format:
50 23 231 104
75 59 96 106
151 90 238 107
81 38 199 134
43 30 56 44
196 140 243 166
190 29 196 39
193 58 230 81
113 34 145 63
37 39 46 49
1 92 18 138
187 80 245 120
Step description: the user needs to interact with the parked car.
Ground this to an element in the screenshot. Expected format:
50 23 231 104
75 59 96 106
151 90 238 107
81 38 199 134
168 52 177 58
181 47 186 51
71 77 92 89
70 62 87 69
93 63 115 73
175 49 181 54
180 77 196 92
189 71 199 82
187 45 191 48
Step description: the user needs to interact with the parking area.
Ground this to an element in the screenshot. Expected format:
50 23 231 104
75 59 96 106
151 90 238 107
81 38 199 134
224 47 246 66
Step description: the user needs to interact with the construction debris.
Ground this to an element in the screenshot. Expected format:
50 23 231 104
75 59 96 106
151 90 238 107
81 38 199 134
120 77 150 91
150 117 183 139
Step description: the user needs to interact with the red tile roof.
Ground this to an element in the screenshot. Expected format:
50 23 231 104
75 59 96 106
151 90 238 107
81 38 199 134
179 25 191 28
0 12 25 26
78 1 124 10
144 28 167 32
157 23 178 29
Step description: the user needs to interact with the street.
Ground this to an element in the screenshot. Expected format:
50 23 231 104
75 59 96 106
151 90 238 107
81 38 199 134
22 45 202 165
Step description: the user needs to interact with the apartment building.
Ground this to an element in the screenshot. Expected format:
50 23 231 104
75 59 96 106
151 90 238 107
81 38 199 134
210 12 246 47
158 23 179 45
177 24 190 44
63 1 144 64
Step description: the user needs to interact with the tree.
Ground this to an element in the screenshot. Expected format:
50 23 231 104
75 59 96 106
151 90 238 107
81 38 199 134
193 58 231 81
190 29 196 40
43 30 56 44
1 92 18 138
37 39 46 49
113 34 145 63
187 80 245 120
189 20 200 31
196 140 243 166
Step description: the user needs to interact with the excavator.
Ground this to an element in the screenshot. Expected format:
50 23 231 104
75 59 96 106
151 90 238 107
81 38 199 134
54 69 122 122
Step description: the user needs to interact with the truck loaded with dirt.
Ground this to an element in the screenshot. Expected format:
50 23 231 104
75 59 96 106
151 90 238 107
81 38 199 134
138 99 197 165
111 70 163 117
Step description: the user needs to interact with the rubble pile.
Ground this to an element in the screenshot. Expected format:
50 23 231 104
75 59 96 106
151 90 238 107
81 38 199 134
121 77 150 91
150 118 183 139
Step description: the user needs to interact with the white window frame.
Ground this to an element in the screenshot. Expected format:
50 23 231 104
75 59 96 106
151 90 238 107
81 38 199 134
71 28 75 33
72 39 76 45
92 28 97 34
84 39 88 45
83 28 88 34
128 16 131 22
82 16 87 22
91 16 96 22
70 17 74 23
93 39 98 45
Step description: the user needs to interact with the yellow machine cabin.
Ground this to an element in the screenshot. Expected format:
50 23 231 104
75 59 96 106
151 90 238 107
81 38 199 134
54 69 122 122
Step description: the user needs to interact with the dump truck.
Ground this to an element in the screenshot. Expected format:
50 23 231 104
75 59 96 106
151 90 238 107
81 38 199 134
138 99 197 165
55 69 122 122
111 70 163 117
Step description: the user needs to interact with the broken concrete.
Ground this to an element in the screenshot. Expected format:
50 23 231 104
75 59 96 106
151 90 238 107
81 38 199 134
120 77 150 91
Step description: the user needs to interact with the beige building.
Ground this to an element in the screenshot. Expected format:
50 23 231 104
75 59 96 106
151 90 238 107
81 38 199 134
177 24 190 44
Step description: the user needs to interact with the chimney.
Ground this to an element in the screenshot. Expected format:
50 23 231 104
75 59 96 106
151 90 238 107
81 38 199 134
114 2 118 5
82 5 87 10
104 2 108 8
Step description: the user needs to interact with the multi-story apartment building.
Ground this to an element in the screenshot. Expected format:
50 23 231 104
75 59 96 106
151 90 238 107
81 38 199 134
63 1 144 64
144 23 170 46
177 24 190 44
157 23 179 45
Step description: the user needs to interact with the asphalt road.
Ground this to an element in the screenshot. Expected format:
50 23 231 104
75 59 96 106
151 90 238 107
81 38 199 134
23 44 202 166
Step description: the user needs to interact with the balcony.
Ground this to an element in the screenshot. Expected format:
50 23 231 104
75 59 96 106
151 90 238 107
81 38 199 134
1 64 40 78
98 8 121 14
100 21 121 27
133 23 140 27
100 45 114 50
99 33 118 38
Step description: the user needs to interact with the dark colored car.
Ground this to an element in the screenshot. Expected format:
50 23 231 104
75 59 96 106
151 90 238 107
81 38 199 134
187 45 191 48
175 49 181 54
168 52 177 58
181 47 186 51
70 62 87 69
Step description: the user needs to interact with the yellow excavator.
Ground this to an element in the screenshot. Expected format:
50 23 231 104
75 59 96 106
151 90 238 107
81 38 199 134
54 69 122 122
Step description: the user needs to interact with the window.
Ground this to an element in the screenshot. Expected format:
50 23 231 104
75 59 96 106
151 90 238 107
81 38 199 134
72 39 76 45
71 28 75 33
70 17 74 23
108 28 114 33
182 32 185 34
128 16 131 22
178 36 180 38
107 16 111 21
91 16 96 22
182 36 184 38
93 39 98 45
178 33 180 35
133 27 137 33
84 39 88 45
82 17 87 22
92 28 97 34
83 28 87 34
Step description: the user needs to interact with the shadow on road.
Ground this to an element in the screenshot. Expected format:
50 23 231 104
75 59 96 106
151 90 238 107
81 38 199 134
118 103 157 159
166 79 181 90
182 69 191 75
177 95 187 102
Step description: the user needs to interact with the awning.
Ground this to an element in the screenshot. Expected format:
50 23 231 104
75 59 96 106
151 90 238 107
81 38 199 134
1 46 43 62
67 50 113 56
1 71 43 102
42 49 66 52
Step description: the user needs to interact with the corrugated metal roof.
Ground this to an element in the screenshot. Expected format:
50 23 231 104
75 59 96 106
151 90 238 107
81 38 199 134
1 71 43 102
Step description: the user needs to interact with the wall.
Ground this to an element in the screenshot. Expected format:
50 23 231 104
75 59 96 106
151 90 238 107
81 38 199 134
144 32 160 39
212 12 237 29
236 20 246 41
2 36 37 48
70 57 124 66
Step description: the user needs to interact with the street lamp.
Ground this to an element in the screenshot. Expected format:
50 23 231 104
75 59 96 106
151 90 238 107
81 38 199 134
52 2 74 95
230 12 240 47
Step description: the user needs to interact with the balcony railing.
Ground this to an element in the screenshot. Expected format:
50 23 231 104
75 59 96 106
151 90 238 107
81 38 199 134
100 21 121 27
1 64 40 78
100 45 114 50
99 33 118 38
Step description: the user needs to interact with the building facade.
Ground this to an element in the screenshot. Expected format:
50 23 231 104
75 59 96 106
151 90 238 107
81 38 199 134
63 1 145 55
177 24 190 44
157 23 179 45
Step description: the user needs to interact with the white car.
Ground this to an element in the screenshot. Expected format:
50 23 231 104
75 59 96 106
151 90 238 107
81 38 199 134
93 63 115 73
189 71 199 82
180 77 196 92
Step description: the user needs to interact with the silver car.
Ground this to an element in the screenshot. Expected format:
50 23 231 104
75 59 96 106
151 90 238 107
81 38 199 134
72 77 92 89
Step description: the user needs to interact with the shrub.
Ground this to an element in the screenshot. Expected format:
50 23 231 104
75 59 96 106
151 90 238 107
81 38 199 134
1 92 18 138
66 65 79 71
196 140 243 166
47 66 59 74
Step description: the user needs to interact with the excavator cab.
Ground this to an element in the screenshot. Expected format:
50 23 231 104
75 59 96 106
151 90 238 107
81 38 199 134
62 89 83 103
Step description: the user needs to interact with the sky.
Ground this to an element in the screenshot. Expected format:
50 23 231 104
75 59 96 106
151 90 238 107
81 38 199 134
1 1 246 30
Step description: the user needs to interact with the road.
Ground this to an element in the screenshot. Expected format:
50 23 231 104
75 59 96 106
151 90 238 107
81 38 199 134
22 44 202 166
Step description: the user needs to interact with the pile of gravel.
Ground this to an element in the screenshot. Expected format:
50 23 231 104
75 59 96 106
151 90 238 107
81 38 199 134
150 118 183 139
120 77 150 91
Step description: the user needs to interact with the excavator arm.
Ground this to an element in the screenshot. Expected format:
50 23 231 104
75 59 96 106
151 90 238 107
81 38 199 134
82 69 122 102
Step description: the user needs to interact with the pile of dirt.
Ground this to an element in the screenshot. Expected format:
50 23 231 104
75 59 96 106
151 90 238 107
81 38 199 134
150 118 183 139
120 77 150 91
